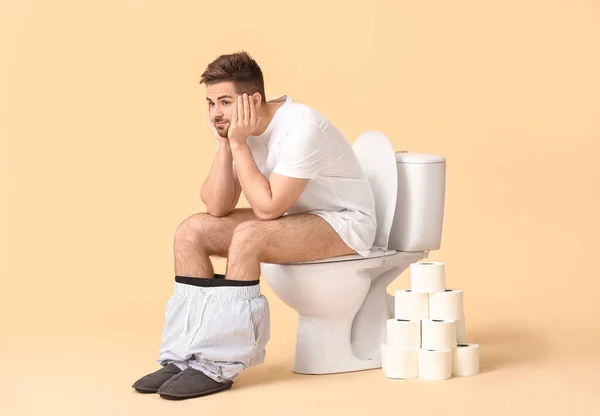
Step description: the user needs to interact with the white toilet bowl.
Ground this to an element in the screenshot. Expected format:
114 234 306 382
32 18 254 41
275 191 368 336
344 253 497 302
260 249 427 374
260 131 446 375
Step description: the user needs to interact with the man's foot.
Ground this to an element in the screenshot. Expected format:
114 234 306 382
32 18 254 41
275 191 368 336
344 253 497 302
157 368 233 400
132 363 183 393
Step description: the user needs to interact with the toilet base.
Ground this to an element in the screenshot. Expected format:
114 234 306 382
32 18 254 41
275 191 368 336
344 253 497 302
291 315 382 375
288 251 427 375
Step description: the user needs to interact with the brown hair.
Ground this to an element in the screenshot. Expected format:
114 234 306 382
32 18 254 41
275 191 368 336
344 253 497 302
200 51 266 102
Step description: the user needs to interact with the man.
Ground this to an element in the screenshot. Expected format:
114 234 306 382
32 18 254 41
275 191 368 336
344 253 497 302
132 51 377 400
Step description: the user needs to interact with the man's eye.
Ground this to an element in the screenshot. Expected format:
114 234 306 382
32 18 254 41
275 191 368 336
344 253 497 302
209 102 215 107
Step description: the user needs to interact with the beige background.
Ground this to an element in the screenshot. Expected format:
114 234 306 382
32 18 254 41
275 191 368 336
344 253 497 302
2 0 600 414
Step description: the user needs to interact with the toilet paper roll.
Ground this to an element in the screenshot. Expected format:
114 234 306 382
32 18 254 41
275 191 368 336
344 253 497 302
418 349 453 380
410 262 446 293
421 319 457 350
382 344 418 379
429 289 464 320
452 343 479 376
386 319 421 350
394 289 429 320
455 318 466 343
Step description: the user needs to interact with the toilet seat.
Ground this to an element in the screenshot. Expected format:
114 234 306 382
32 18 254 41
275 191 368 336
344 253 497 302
280 249 398 265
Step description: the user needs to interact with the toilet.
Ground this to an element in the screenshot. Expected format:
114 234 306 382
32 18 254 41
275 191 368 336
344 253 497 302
260 130 446 375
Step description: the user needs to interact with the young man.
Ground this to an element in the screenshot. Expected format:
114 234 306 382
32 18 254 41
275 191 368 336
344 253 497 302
132 51 377 400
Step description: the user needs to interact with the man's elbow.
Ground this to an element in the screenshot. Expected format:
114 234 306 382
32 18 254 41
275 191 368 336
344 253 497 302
255 207 284 221
206 206 231 218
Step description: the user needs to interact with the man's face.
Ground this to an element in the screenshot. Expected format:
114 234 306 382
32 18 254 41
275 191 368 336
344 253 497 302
206 82 238 138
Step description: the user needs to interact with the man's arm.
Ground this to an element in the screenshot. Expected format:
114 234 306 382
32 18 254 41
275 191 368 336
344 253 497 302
230 125 329 220
225 167 243 214
230 139 310 220
226 94 328 221
200 139 242 217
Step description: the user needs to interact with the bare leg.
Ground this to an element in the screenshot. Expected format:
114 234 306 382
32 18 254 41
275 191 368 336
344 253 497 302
173 208 256 277
225 213 356 281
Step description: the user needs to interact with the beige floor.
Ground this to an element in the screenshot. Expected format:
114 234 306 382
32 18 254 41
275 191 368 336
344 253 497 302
3 282 599 416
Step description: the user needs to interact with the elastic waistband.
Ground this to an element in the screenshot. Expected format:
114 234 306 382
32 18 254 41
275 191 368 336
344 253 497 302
173 281 261 300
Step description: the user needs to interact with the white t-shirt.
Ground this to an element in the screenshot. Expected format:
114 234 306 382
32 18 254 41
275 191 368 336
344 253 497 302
238 95 377 257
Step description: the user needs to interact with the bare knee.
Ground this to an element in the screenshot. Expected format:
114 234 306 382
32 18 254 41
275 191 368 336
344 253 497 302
175 211 253 257
230 221 264 257
174 213 216 246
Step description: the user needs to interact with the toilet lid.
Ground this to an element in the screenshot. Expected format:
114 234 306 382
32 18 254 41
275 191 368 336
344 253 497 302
352 130 398 251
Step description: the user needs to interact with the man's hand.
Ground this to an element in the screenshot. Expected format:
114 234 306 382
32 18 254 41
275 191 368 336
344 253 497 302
228 93 261 147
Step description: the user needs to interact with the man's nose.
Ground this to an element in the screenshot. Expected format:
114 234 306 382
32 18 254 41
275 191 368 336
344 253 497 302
213 107 224 118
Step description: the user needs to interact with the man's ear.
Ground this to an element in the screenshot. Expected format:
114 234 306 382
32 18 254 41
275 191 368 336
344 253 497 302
252 93 262 107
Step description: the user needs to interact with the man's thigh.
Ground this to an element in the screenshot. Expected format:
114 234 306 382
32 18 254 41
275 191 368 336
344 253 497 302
241 213 357 264
184 208 257 258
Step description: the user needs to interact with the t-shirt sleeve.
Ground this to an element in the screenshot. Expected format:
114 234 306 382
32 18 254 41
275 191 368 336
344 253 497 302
271 124 329 179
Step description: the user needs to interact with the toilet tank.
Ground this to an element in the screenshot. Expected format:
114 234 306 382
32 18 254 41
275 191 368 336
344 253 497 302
387 151 446 252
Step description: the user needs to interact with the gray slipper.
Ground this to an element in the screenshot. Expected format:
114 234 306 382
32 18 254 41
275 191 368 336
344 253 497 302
132 363 182 393
157 368 233 400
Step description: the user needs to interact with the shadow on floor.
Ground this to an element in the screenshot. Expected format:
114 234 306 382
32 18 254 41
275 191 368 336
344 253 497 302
228 360 300 390
469 323 552 373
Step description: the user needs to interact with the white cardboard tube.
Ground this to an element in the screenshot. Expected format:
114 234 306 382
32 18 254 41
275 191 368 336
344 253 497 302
418 349 453 380
421 319 457 350
452 343 480 376
382 344 418 379
410 262 446 293
455 318 466 343
386 319 421 350
395 289 429 320
428 289 464 320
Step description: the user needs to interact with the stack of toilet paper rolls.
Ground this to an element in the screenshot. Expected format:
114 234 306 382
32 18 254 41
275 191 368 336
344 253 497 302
382 261 480 380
